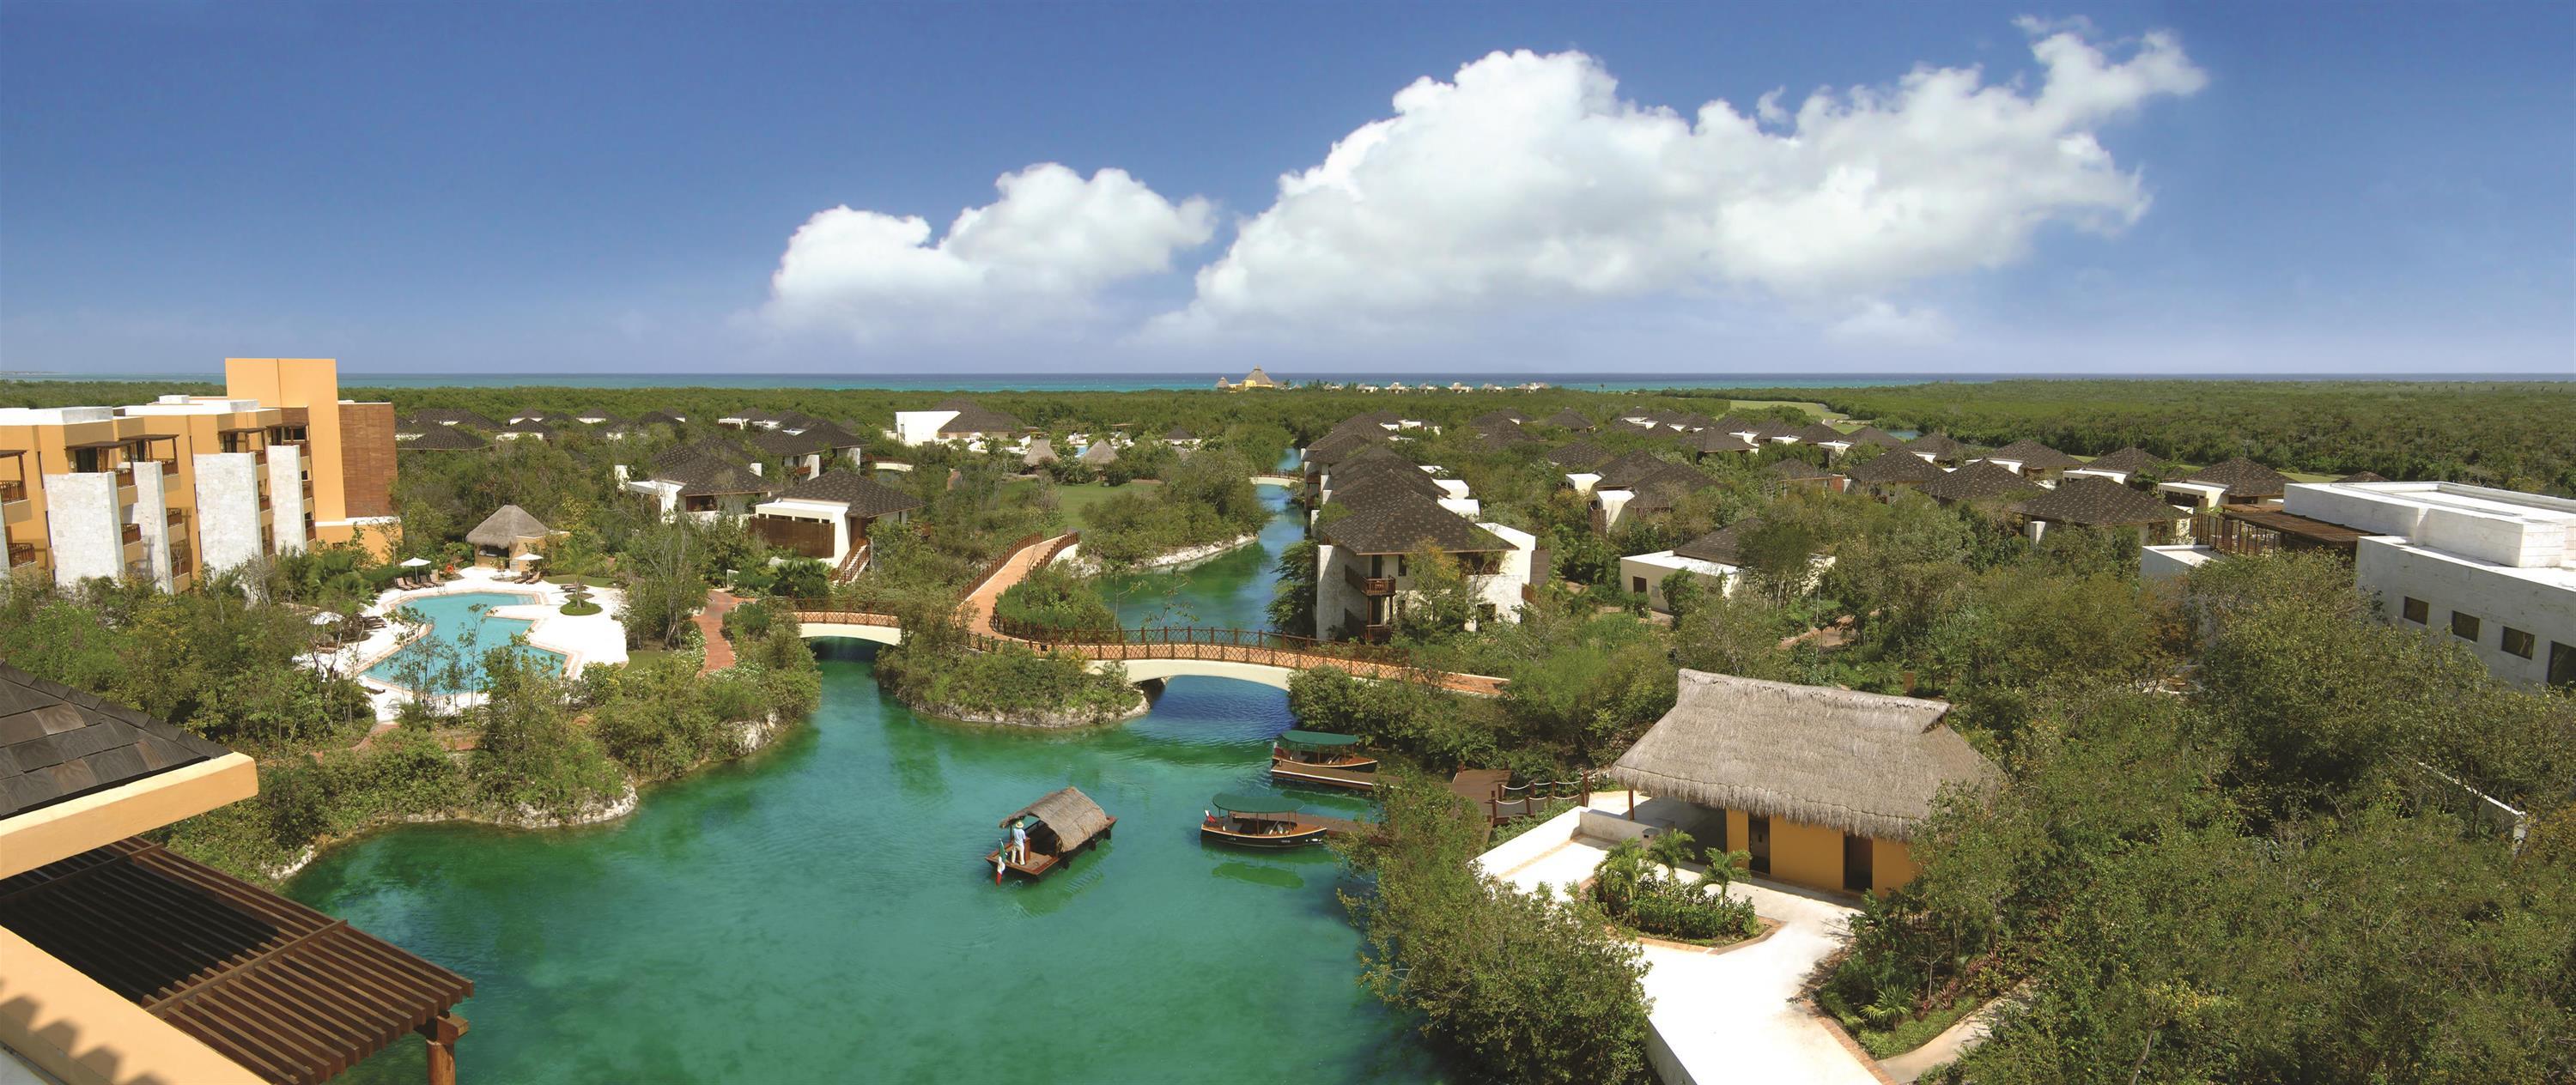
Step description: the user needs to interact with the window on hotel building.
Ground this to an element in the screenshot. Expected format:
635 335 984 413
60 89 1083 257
2500 627 2534 659
2451 612 2481 642
1631 576 1647 594
2553 642 2576 689
2401 597 2427 624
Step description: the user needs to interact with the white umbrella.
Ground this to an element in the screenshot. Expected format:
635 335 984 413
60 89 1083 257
513 552 545 564
309 612 341 627
399 556 432 568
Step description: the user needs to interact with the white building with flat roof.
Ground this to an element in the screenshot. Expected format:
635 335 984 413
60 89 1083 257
2151 481 2576 688
2299 481 2576 688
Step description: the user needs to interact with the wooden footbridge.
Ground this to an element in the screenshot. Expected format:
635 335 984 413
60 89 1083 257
774 531 1505 695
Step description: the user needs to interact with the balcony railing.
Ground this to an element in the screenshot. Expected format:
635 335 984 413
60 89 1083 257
165 508 184 525
0 481 22 503
120 524 142 545
8 542 34 567
1342 564 1395 596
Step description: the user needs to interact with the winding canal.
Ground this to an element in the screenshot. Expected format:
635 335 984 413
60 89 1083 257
290 484 1440 1082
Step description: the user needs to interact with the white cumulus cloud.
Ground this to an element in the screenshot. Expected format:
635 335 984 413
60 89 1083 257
763 163 1214 339
1151 21 2205 339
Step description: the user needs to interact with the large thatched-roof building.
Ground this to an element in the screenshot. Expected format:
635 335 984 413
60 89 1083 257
465 504 556 563
1607 670 1997 896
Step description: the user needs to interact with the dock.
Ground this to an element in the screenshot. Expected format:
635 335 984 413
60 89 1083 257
1300 812 1371 838
1270 760 1377 792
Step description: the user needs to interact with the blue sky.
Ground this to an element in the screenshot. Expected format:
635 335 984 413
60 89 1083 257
2 1 2568 376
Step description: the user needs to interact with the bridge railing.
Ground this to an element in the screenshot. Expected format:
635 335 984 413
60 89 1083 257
986 616 1423 667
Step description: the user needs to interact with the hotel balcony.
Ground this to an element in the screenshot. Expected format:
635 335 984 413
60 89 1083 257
1343 563 1396 597
1 482 27 525
8 541 36 569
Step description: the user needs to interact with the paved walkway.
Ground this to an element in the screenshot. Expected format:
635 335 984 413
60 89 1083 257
696 589 743 673
1480 803 1881 1085
961 533 1073 637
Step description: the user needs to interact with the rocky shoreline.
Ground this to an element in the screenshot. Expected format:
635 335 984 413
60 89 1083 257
264 709 794 882
1072 532 1260 574
898 688 1151 729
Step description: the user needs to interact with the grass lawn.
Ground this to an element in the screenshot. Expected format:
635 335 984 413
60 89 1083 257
1052 480 1161 529
1727 398 1844 421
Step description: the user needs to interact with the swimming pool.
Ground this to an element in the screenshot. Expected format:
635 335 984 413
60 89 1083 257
363 591 565 694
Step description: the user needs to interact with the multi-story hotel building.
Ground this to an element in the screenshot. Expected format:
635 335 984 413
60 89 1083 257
0 358 399 590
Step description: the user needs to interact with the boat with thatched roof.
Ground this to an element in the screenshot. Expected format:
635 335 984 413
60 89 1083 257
1200 793 1334 849
986 786 1115 882
1606 670 1996 897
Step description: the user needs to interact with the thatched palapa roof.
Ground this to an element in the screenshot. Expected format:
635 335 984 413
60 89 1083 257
1004 786 1113 851
466 505 550 549
1607 671 1997 842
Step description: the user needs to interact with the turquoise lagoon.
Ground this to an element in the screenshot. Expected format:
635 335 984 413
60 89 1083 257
293 489 1443 1082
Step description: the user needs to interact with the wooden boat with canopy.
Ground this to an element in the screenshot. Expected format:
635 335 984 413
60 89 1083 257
1200 792 1333 849
986 786 1115 882
1270 730 1378 791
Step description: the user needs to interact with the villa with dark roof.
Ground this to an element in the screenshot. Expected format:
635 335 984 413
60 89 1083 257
1305 436 1540 642
749 470 925 574
2158 457 2293 512
621 444 777 519
2012 476 2189 543
1920 460 2044 506
1843 446 1947 498
2066 446 2161 485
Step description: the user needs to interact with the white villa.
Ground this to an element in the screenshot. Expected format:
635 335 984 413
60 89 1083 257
885 397 1029 451
747 470 924 576
2146 480 2576 688
1305 421 1540 641
619 444 775 522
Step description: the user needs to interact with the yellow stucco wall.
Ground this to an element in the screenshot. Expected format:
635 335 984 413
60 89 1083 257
226 357 349 522
1769 817 1847 894
1872 838 1920 896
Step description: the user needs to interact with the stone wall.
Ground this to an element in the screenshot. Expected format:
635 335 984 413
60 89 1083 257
194 452 263 574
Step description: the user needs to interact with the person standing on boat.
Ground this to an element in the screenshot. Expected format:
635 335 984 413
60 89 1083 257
1010 819 1030 864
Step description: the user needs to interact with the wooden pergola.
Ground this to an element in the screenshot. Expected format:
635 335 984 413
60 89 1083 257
0 837 474 1084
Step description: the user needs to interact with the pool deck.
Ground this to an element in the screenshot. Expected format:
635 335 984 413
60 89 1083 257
310 566 630 724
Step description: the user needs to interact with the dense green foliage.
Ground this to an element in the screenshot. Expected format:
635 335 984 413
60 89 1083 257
1 563 823 882
1340 773 1656 1085
1076 449 1272 567
1703 379 2576 494
1822 556 2576 1082
873 617 1141 724
0 573 374 750
1590 833 1760 943
991 563 1119 633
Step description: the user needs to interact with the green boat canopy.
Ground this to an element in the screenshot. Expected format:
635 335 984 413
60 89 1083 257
1278 730 1361 748
1213 792 1299 815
